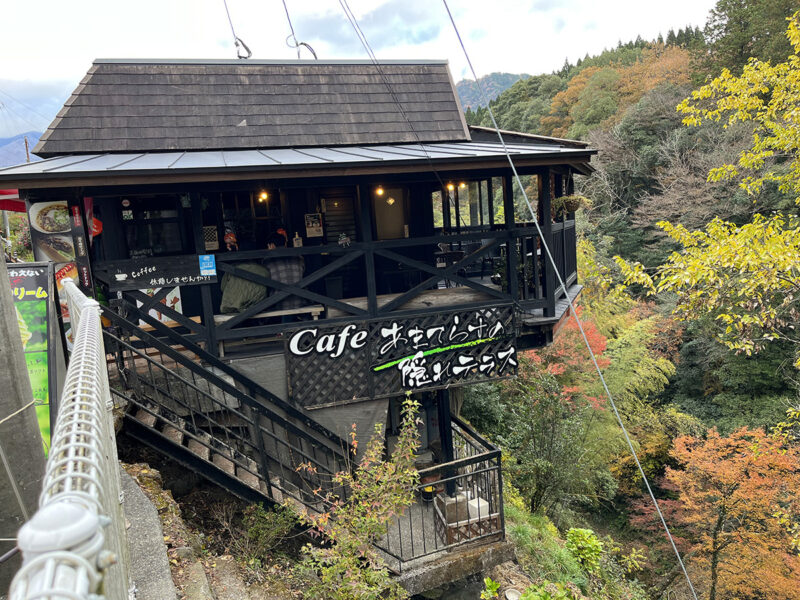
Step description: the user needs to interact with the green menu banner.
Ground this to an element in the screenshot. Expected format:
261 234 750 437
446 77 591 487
6 262 55 450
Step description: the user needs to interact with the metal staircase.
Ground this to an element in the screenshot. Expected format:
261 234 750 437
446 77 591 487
100 299 506 577
102 300 351 517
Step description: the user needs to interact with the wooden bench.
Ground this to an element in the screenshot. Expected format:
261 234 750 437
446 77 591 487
213 305 324 357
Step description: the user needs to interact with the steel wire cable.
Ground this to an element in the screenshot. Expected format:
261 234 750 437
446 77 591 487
440 2 699 598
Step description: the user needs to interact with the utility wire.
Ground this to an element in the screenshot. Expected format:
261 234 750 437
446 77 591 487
0 89 54 125
0 438 29 521
282 0 317 59
221 0 251 59
441 2 700 599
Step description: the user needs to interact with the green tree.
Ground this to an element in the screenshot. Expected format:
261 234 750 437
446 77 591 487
495 357 615 516
680 10 800 202
699 0 797 77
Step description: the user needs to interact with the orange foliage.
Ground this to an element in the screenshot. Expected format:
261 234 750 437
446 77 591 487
541 66 602 137
527 306 609 407
637 429 800 600
541 45 691 138
615 45 691 117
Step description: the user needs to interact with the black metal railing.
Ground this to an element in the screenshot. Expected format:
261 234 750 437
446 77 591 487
94 220 577 355
375 417 503 571
551 218 578 300
103 307 350 511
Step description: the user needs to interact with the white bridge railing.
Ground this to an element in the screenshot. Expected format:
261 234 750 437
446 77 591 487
9 279 130 600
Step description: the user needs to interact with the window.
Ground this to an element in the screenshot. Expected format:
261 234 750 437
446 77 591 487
120 195 186 258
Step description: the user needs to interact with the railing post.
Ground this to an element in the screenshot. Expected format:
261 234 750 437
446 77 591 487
246 392 274 502
358 185 378 317
190 193 218 356
541 169 556 317
436 389 456 496
568 172 578 286
502 173 519 301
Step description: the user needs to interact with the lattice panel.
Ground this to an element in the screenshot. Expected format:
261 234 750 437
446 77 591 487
286 305 517 408
434 508 502 546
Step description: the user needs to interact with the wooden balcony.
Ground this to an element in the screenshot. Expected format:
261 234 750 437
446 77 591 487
97 217 578 358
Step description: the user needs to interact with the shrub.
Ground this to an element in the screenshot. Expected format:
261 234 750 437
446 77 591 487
565 528 603 574
294 395 420 600
520 581 585 600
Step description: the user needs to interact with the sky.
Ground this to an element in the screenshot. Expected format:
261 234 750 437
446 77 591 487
0 0 719 139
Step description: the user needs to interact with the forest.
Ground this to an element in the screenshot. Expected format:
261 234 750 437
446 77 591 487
462 1 800 599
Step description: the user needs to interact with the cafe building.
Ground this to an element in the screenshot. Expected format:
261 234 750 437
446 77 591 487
0 58 594 583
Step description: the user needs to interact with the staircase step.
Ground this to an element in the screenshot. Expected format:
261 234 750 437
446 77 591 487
161 419 185 445
236 457 260 489
187 432 212 460
134 407 157 428
212 449 236 476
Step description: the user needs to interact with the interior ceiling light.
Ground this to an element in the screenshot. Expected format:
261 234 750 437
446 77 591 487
258 190 269 202
446 183 455 191
375 186 385 196
459 182 467 189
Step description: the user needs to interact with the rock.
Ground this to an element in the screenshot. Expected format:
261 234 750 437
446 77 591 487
174 546 193 559
208 555 251 600
184 561 214 600
419 586 445 599
487 560 533 598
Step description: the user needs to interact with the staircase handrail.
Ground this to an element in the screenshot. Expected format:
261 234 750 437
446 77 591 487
109 297 351 453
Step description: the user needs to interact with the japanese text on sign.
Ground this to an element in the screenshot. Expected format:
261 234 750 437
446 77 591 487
286 307 517 405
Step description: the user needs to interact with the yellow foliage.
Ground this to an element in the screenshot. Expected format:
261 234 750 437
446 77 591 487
678 11 800 203
616 214 800 364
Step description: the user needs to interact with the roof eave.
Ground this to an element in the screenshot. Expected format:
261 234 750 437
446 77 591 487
0 150 597 190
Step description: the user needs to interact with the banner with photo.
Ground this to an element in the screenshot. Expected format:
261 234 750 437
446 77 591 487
6 262 56 449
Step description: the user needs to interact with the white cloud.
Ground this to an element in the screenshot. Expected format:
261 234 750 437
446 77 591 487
0 0 717 136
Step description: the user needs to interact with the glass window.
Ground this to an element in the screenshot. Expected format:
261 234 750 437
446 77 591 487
120 195 186 258
432 190 444 229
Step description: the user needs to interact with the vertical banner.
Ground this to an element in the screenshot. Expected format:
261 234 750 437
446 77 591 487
6 262 55 449
68 197 93 295
27 199 86 349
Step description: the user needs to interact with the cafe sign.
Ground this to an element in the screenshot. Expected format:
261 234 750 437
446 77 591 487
285 305 517 408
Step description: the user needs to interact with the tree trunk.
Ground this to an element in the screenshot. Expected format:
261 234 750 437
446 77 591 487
708 512 724 600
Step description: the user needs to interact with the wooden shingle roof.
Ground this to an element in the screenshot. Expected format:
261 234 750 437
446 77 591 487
34 59 471 157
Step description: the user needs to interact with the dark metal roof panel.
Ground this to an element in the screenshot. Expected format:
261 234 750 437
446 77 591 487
34 60 471 157
0 141 597 188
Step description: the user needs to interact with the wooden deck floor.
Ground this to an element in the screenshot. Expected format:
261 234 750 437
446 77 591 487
325 281 502 318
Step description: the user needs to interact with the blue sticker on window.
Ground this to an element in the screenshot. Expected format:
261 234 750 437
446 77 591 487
199 254 216 276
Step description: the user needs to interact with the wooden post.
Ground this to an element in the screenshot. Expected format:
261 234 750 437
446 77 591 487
487 178 494 228
437 389 456 496
358 185 378 317
541 168 556 317
502 173 518 301
190 194 218 355
0 260 46 589
568 172 577 286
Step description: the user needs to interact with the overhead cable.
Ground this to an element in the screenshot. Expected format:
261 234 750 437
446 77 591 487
221 0 252 59
338 0 468 228
440 2 699 599
282 0 317 59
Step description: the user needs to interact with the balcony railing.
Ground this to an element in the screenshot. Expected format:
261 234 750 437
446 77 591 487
375 416 503 572
95 221 577 355
9 279 130 600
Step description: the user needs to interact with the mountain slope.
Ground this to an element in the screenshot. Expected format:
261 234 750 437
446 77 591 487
0 131 41 167
456 72 529 110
